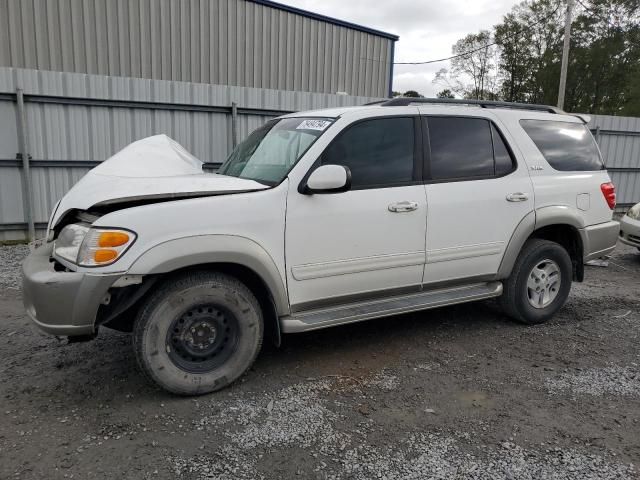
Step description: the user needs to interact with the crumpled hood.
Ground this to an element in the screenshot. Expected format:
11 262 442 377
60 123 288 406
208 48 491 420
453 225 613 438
52 135 267 225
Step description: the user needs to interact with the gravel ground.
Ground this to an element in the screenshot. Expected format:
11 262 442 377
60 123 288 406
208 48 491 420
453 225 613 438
0 244 30 290
1 243 639 479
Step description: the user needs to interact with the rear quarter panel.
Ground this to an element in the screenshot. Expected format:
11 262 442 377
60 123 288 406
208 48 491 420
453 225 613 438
498 111 614 228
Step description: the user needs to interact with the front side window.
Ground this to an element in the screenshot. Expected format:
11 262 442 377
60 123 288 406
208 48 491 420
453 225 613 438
219 117 333 185
520 119 604 171
321 117 415 188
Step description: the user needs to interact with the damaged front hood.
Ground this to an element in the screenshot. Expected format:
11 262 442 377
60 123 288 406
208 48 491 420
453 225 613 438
52 135 268 225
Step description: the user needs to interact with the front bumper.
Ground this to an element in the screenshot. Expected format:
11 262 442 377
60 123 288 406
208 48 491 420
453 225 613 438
580 220 619 261
619 215 640 248
22 243 121 336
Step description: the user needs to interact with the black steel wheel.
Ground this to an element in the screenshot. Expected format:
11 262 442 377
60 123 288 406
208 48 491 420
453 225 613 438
166 304 240 373
133 272 263 395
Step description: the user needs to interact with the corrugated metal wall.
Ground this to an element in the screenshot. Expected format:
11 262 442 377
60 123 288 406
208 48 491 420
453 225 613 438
0 67 379 241
1 68 638 242
0 0 394 98
588 115 640 208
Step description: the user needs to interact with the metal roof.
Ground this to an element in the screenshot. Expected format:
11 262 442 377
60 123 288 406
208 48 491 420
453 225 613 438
248 0 400 41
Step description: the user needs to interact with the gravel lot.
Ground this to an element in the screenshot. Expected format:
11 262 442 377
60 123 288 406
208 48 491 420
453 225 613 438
1 243 639 479
0 244 30 291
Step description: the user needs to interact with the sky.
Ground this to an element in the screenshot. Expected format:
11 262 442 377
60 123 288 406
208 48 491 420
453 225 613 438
281 0 520 97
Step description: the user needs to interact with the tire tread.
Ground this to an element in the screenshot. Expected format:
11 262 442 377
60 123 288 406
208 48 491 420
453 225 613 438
133 271 263 395
499 239 571 325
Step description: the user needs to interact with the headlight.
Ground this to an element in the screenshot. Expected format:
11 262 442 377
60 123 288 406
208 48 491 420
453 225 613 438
54 224 136 266
627 204 640 220
77 228 136 266
54 223 90 263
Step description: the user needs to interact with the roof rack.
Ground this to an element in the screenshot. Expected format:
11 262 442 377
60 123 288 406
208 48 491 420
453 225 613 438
377 97 563 114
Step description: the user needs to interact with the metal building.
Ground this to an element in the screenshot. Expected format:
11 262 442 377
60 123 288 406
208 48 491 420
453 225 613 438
0 68 381 242
0 0 396 242
0 0 398 98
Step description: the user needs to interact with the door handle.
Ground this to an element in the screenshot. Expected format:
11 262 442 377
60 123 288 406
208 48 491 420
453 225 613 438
506 192 529 202
388 201 419 213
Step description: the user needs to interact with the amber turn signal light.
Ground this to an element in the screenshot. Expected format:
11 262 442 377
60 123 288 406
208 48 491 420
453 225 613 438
94 249 118 263
98 231 130 247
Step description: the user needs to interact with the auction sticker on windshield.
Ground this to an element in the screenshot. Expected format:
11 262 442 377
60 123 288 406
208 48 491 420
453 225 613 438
296 119 332 131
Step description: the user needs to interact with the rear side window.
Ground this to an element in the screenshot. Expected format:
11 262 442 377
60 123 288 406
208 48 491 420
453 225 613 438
427 117 515 180
520 119 604 171
492 124 514 176
321 117 415 188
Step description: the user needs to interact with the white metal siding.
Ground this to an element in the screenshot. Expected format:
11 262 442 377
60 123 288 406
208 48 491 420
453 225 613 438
0 67 380 241
588 115 640 207
0 0 394 98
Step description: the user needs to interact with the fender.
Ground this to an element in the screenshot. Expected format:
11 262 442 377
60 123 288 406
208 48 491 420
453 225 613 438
497 206 585 279
534 205 585 230
127 234 290 315
534 205 586 263
496 211 535 279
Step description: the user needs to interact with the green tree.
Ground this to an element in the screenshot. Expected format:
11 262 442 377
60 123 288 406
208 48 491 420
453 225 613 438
566 0 640 114
445 0 640 115
450 30 500 100
436 89 456 98
432 68 466 98
493 0 563 105
402 90 423 98
622 63 640 115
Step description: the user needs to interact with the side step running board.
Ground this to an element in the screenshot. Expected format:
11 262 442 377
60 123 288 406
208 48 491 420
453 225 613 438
280 281 503 333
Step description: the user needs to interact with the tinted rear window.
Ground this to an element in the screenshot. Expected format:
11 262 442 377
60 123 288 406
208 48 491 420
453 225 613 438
492 124 515 176
428 117 494 179
520 119 604 171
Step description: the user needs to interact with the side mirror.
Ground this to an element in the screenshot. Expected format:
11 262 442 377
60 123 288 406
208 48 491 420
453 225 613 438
302 164 351 194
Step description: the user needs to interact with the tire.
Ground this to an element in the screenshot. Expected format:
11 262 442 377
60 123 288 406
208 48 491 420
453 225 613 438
499 239 572 325
133 271 263 395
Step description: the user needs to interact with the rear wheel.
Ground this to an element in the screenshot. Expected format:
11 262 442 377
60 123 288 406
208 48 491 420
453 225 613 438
133 272 263 395
499 239 572 324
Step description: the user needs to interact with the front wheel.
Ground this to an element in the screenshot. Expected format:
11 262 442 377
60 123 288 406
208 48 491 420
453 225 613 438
133 272 263 395
499 239 573 325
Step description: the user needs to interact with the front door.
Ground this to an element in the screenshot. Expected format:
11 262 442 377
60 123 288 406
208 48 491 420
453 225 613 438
285 116 427 310
420 114 534 284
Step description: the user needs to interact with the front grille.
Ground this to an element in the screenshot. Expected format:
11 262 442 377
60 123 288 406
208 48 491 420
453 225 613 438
629 234 640 243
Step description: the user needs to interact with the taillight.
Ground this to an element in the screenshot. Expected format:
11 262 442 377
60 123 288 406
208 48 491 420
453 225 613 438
600 182 616 210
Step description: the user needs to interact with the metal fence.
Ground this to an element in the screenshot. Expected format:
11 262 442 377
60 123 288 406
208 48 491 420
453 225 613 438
588 114 640 210
0 67 377 242
1 67 639 242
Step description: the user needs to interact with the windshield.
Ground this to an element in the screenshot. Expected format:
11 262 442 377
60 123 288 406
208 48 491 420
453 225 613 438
219 117 334 185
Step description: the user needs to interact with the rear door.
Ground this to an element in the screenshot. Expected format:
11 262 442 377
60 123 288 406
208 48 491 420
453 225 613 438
421 114 534 284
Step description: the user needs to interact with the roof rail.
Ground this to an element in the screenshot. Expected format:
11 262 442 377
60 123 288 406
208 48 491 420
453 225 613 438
378 97 563 114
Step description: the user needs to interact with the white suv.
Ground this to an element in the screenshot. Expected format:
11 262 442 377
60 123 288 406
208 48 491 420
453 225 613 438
22 98 619 395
